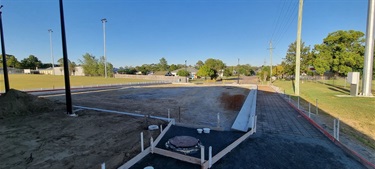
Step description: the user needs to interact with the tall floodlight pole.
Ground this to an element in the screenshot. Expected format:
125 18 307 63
48 29 55 75
59 0 74 115
101 18 107 78
362 0 374 96
185 60 187 71
295 0 304 96
0 5 9 93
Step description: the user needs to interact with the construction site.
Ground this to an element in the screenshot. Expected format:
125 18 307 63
0 81 373 169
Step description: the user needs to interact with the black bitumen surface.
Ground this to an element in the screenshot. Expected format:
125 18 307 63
130 87 366 169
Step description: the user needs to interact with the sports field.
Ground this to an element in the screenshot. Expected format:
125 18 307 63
0 74 151 91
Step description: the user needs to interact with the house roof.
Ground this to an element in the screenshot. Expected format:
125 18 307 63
171 67 198 73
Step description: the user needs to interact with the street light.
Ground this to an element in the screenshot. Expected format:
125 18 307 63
185 60 187 71
48 29 55 75
101 18 107 78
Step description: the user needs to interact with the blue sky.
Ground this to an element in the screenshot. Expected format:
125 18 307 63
0 0 368 68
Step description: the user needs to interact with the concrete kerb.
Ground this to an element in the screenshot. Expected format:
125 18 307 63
270 85 375 169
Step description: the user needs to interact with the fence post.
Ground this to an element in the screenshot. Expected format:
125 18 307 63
316 99 318 115
308 102 311 118
298 96 300 109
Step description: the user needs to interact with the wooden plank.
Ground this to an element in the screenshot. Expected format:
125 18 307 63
203 129 254 166
117 120 174 169
117 147 150 169
154 148 202 165
153 120 174 146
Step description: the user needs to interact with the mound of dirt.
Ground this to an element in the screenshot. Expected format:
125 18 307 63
0 89 63 118
220 92 246 111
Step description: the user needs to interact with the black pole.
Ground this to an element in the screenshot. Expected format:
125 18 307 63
0 5 10 93
59 0 73 114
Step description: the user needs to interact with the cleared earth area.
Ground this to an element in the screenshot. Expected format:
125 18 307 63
0 84 249 169
0 84 369 169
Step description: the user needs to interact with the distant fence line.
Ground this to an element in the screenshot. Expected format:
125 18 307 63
0 67 24 74
115 74 188 83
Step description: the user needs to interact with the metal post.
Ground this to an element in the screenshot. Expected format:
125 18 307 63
362 0 375 96
59 0 73 115
315 99 318 115
48 29 55 75
0 5 9 93
237 58 240 84
337 119 340 141
101 18 107 78
298 96 300 109
308 102 311 118
295 0 304 96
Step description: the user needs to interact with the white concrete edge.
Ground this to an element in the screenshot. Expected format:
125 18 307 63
73 105 171 121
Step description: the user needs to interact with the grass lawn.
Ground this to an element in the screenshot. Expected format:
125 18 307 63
273 79 375 148
0 74 151 91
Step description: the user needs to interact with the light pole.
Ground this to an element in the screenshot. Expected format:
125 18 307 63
237 58 240 84
48 29 55 75
185 60 187 71
101 18 107 78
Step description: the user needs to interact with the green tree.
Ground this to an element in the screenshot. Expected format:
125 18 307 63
195 60 204 69
69 62 77 75
20 55 42 69
6 55 21 68
283 41 311 76
204 58 226 73
313 30 365 75
223 67 233 77
197 65 215 79
169 64 178 71
79 53 99 76
158 57 168 71
177 69 189 77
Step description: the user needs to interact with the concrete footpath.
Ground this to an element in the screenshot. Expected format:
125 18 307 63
130 86 367 169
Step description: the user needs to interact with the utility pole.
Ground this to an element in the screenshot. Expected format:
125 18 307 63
295 0 304 96
48 29 55 75
101 18 107 78
0 5 9 93
237 58 240 84
362 0 374 96
268 41 274 84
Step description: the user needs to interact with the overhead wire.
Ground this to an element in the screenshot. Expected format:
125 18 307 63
269 0 300 48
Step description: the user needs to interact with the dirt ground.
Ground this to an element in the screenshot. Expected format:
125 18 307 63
48 84 250 130
0 84 250 169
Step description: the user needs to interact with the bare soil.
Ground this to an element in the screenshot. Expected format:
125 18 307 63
0 84 250 169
